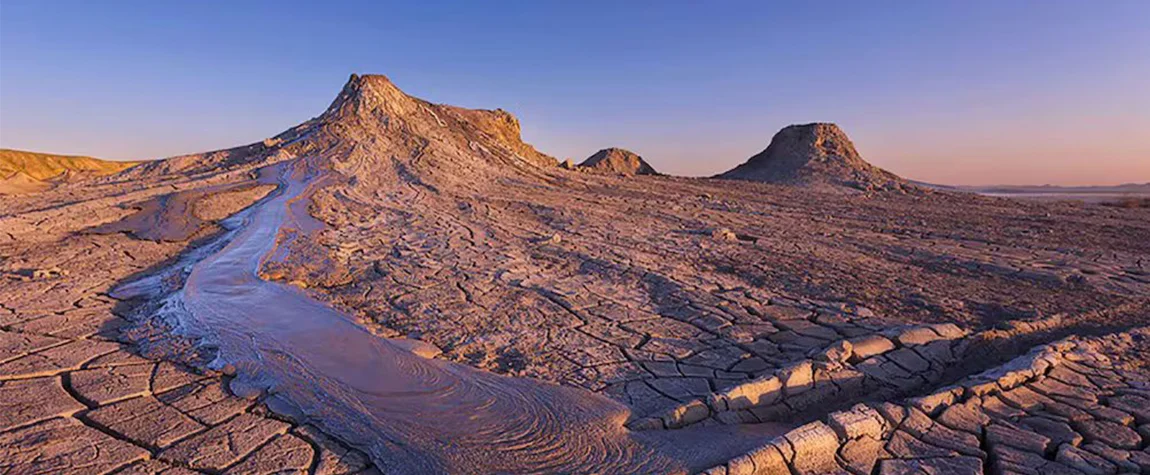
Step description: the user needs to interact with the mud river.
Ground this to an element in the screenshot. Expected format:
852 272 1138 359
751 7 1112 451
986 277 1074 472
144 160 790 474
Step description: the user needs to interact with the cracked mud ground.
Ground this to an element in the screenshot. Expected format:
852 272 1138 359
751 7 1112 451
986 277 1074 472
1 75 1148 474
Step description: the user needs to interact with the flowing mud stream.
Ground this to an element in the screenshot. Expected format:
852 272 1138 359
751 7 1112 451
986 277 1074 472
131 160 791 473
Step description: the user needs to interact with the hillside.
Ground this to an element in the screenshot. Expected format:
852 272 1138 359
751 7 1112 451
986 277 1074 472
0 148 140 181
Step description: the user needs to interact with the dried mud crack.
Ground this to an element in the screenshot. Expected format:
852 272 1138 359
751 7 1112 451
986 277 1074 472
104 158 793 473
1 74 1147 474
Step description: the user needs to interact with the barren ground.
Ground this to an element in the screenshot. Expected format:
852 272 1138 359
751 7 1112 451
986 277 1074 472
1 75 1147 474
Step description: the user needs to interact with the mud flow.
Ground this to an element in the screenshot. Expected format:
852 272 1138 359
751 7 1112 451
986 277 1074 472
138 159 791 473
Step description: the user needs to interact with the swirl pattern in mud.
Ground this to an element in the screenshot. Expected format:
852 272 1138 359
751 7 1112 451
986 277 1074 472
151 159 787 474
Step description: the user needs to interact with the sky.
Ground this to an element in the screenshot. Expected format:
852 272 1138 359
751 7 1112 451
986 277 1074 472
1 1 1148 186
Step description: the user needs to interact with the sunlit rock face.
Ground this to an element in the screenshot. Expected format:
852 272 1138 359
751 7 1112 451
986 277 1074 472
0 148 140 195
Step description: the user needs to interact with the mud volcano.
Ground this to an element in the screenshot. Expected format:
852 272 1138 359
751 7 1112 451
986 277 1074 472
1 74 1147 475
579 147 659 176
719 123 907 191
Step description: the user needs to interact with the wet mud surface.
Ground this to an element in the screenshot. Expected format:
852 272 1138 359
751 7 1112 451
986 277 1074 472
90 182 276 242
151 160 790 473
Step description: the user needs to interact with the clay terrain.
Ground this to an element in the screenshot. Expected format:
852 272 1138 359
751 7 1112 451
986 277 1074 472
1 74 1148 474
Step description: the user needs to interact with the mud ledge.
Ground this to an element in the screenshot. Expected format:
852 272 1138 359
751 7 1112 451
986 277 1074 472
698 326 1150 474
631 323 971 430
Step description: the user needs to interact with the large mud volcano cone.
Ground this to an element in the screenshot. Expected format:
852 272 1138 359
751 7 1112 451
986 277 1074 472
719 123 906 191
320 74 556 166
303 74 561 192
117 74 558 182
578 148 658 176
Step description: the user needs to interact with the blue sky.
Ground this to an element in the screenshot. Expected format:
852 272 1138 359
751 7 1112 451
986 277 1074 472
2 1 1148 185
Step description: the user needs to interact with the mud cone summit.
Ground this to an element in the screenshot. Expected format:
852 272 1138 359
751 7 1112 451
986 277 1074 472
1 75 1148 475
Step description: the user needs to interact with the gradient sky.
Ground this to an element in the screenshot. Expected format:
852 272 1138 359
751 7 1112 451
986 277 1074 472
2 1 1148 185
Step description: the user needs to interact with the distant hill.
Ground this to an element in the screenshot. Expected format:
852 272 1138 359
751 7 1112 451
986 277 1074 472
717 123 907 191
913 181 1150 204
952 183 1150 194
913 181 1150 194
0 149 141 194
1 149 141 181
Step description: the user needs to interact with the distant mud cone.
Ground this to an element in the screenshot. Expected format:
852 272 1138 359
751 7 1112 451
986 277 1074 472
719 123 907 191
578 148 658 176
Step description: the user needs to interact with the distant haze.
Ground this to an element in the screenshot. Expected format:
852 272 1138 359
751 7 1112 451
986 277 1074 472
1 1 1147 186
